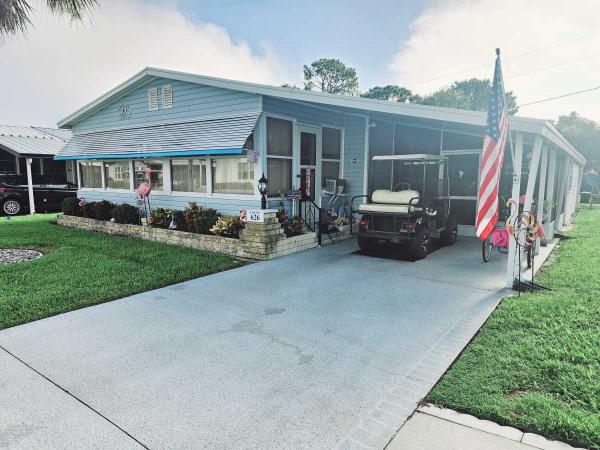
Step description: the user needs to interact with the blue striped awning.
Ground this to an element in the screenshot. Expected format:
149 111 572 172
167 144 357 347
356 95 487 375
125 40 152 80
55 113 259 160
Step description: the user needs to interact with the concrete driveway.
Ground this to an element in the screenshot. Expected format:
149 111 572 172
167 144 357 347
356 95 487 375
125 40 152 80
0 237 508 450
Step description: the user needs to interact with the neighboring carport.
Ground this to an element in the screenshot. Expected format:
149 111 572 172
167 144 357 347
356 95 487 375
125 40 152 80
0 238 508 449
0 125 72 214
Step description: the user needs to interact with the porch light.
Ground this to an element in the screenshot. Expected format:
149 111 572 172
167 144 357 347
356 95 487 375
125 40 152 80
258 173 269 209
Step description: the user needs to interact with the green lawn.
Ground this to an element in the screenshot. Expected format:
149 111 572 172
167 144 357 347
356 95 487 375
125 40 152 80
0 214 239 330
428 207 600 449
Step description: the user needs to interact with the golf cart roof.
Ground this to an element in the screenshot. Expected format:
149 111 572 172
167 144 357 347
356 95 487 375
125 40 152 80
372 154 448 162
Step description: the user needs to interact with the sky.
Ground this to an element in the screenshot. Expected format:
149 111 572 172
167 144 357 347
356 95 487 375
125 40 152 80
1 0 600 127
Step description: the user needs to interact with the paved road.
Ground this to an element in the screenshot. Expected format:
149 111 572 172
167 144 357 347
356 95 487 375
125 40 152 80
0 238 507 449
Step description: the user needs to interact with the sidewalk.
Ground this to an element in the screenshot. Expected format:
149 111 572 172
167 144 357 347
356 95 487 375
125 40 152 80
387 405 584 450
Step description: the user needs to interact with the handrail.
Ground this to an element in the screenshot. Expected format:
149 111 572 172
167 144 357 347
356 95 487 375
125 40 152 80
299 198 322 245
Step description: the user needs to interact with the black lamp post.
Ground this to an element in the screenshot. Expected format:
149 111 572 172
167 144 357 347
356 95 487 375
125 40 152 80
258 173 269 209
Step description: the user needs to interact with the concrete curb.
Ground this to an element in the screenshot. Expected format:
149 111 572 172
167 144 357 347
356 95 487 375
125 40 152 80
417 405 585 450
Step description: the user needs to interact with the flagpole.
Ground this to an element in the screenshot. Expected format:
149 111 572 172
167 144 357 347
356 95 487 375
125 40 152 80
496 48 516 166
497 47 521 289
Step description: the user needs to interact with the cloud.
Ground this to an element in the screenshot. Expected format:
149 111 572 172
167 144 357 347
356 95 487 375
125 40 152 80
0 0 291 127
389 0 600 122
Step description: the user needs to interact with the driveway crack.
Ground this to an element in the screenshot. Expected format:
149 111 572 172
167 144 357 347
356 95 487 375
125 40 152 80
0 345 149 449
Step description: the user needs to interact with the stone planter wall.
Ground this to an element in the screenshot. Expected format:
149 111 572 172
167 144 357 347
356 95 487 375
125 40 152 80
57 213 318 261
320 224 354 245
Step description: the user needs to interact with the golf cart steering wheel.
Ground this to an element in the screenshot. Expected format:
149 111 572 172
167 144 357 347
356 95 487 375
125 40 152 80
393 182 411 191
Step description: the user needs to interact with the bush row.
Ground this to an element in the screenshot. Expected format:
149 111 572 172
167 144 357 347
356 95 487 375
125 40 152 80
61 198 140 224
61 198 245 238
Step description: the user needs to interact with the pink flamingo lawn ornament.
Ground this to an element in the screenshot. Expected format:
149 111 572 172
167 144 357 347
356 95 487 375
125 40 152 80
136 167 152 219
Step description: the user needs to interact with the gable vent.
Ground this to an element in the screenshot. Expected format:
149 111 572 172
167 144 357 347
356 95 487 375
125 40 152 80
162 84 173 109
148 87 159 111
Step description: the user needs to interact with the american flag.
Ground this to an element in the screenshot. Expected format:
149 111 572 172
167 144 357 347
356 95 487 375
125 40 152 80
475 49 509 240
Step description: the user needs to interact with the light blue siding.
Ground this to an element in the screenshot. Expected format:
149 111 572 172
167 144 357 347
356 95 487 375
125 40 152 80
342 115 367 202
78 190 260 216
263 97 344 127
73 78 261 133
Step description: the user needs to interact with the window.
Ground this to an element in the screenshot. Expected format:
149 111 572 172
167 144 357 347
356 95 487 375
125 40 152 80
321 127 341 188
266 117 293 196
134 159 163 191
212 157 254 194
162 84 173 109
104 160 131 190
66 160 76 184
79 161 102 188
171 158 207 193
148 87 159 111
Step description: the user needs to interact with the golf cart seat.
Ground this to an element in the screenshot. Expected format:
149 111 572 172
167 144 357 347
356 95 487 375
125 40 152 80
358 189 423 214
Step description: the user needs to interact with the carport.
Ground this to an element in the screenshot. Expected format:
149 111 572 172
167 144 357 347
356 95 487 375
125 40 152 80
358 111 585 288
0 125 72 214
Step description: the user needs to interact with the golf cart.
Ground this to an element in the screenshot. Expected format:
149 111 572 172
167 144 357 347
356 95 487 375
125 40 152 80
351 154 457 259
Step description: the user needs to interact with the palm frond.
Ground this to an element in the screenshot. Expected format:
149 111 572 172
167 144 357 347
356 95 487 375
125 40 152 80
0 0 33 36
46 0 97 20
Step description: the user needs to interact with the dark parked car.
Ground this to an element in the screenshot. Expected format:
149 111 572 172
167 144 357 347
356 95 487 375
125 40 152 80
0 173 77 215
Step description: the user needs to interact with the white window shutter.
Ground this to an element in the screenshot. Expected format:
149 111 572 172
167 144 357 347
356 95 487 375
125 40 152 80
148 87 159 111
162 84 173 109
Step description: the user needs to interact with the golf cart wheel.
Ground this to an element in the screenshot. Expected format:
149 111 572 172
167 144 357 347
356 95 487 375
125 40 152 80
408 228 431 260
482 236 493 262
440 216 458 246
358 236 377 251
2 199 21 216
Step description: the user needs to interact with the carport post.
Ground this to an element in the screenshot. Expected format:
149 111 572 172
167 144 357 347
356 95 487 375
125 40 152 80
506 132 523 288
544 150 557 240
522 136 542 214
535 144 548 254
26 157 35 215
555 157 571 231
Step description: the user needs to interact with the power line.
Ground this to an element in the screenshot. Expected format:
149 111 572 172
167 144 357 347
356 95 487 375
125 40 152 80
405 31 600 88
519 85 600 107
505 51 600 79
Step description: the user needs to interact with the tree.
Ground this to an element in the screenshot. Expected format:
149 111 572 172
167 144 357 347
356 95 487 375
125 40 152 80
361 85 414 102
553 112 600 171
414 78 519 115
303 58 358 95
0 0 97 37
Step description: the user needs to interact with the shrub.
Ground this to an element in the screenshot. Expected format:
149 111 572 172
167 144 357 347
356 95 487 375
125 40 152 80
93 200 115 221
277 208 303 237
210 215 243 238
183 202 220 234
61 197 81 216
81 201 96 219
148 208 173 229
111 203 140 224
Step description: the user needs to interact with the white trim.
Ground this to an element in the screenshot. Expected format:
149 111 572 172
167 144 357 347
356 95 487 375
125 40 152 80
74 187 260 201
362 116 370 195
535 145 548 254
507 132 524 287
26 158 35 215
76 160 81 189
129 160 135 191
206 155 213 195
